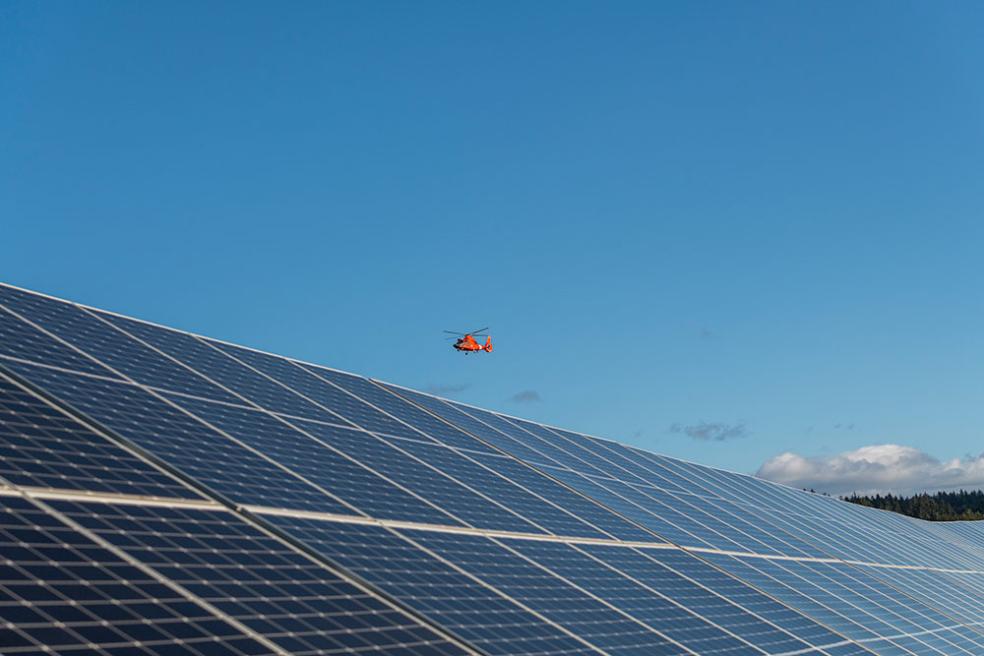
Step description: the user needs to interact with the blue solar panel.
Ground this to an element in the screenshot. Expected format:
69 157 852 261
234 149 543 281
501 539 762 656
0 304 119 378
583 545 832 653
263 516 599 656
5 283 984 656
163 394 458 525
206 339 418 435
0 287 239 403
465 451 656 542
3 362 342 512
404 530 689 656
290 419 546 533
384 385 565 466
49 499 471 656
389 438 607 539
304 369 497 453
0 494 272 656
0 373 197 499
97 314 341 423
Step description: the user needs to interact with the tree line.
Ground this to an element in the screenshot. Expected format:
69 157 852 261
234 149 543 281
842 490 984 521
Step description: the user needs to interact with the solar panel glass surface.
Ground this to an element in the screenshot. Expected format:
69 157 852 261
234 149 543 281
4 283 984 656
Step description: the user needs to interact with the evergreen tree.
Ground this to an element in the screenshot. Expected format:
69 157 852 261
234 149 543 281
843 490 984 521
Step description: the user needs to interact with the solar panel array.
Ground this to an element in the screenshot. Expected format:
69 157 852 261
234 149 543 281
2 282 984 656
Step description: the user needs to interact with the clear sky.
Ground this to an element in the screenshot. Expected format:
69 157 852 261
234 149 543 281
3 2 984 493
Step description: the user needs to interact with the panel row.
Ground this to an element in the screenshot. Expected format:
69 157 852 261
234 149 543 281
6 283 984 573
0 493 468 656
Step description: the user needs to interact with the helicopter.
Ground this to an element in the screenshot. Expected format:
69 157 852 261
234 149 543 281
444 327 493 353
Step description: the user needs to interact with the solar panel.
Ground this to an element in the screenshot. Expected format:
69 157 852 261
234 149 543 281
0 493 271 656
3 281 984 656
262 516 600 656
4 362 344 512
0 373 196 499
47 499 471 656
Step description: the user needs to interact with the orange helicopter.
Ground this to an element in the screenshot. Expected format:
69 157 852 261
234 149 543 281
444 327 493 353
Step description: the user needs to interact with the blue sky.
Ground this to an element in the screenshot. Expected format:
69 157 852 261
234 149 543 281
3 2 984 492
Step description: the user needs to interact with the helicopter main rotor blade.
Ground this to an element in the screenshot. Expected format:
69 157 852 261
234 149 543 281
468 327 489 336
443 330 466 335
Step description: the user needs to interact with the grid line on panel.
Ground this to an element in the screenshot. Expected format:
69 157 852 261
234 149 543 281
8 314 475 529
583 543 856 656
380 382 571 468
169 394 484 528
0 287 237 404
404 529 699 656
115 332 584 535
692 552 923 656
500 537 773 656
542 425 701 496
202 337 426 439
0 369 202 501
181 332 414 437
305 367 498 453
2 361 360 516
45 498 480 656
833 556 984 646
535 428 818 557
0 300 362 515
775 561 981 656
193 344 600 537
371 436 588 537
753 559 946 648
426 396 823 561
249 505 679 549
287 419 547 535
95 311 344 425
0 302 122 379
463 451 659 543
383 382 697 546
496 419 807 558
356 381 696 544
705 551 904 646
385 380 984 577
12 352 984 576
0 494 290 656
263 514 608 656
255 505 984 576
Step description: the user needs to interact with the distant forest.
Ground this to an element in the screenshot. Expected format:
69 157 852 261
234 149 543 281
843 490 984 521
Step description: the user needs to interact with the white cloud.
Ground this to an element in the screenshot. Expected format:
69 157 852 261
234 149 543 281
756 444 984 496
669 421 747 442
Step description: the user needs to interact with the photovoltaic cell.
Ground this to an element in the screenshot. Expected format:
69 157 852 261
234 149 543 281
0 287 239 403
0 374 197 499
97 314 339 424
405 530 690 656
582 545 828 654
263 515 600 656
0 304 117 378
49 500 471 656
3 362 341 512
163 394 457 525
389 438 606 538
466 451 657 542
501 539 760 656
0 494 271 656
306 369 497 453
383 385 563 467
294 419 545 533
206 339 417 435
